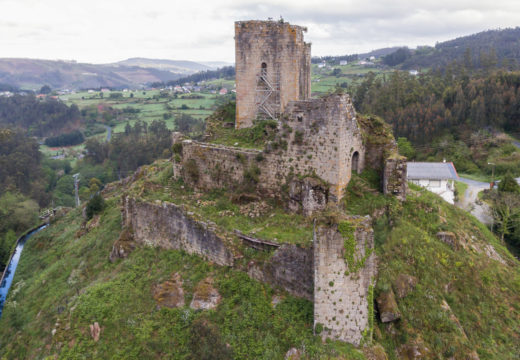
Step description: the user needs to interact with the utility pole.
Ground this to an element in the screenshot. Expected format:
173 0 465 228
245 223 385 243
488 162 495 232
73 173 80 207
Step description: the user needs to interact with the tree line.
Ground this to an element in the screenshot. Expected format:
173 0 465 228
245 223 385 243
352 69 520 144
0 95 81 137
151 66 235 88
44 130 84 147
0 129 47 270
85 119 172 177
390 27 520 71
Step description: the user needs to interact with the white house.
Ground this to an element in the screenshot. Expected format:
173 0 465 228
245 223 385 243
407 162 459 204
339 60 348 66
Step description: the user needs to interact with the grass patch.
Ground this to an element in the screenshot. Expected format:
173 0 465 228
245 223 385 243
205 102 278 149
134 164 314 246
454 181 468 203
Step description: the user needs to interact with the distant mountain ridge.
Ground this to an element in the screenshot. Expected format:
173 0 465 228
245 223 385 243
110 57 214 74
0 57 225 90
3 27 520 90
0 58 183 90
398 27 520 70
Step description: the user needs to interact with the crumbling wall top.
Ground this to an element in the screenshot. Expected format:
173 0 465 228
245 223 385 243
235 20 308 36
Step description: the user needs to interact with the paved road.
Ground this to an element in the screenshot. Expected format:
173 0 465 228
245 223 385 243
457 177 493 225
512 141 520 149
458 177 490 188
104 125 112 142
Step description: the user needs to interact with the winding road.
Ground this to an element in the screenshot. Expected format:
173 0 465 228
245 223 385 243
104 125 112 142
457 177 493 225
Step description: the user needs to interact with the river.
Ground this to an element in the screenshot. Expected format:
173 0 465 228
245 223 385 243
0 224 47 318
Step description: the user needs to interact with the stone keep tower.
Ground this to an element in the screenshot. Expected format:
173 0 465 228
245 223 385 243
235 20 311 129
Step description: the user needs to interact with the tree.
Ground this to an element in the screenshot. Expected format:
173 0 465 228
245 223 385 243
0 192 39 269
498 173 520 193
331 68 342 77
397 137 416 159
86 193 105 219
39 85 52 94
175 114 204 135
382 48 411 66
490 191 520 241
85 138 109 164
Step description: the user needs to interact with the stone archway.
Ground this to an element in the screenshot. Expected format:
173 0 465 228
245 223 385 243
352 151 360 174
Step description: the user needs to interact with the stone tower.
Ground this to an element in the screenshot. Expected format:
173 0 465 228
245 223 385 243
235 20 311 129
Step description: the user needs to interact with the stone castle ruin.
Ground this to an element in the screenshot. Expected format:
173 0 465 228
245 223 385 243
167 19 407 345
235 20 311 128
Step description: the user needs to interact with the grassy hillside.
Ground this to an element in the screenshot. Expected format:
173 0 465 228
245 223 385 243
0 192 362 359
0 162 518 359
345 173 520 358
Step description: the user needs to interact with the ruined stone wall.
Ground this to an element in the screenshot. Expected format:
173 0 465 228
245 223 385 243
121 195 377 343
122 196 234 266
235 20 311 128
247 244 314 300
357 115 399 172
122 195 314 298
175 94 366 206
173 140 263 191
314 217 376 346
277 93 365 201
383 157 408 201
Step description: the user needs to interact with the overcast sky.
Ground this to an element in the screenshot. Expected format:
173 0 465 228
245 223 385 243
1 0 519 64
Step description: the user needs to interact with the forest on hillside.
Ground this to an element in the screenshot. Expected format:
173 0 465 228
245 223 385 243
0 95 81 137
158 66 235 87
352 70 520 143
399 27 520 70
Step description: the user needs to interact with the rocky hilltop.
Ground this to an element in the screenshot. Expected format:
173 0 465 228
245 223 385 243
0 111 518 358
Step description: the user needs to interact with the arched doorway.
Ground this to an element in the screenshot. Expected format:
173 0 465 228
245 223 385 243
352 151 360 174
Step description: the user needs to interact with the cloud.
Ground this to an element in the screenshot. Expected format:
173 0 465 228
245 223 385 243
0 0 519 62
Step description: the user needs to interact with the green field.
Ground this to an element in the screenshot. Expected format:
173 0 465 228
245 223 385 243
52 90 227 150
310 62 389 94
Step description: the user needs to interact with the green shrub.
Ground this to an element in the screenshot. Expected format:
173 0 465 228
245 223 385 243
172 142 183 155
498 173 520 193
294 130 304 145
85 194 105 219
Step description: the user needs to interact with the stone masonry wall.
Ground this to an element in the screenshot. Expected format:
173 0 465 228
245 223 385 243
122 196 234 266
173 140 262 191
121 195 377 344
314 217 376 346
235 20 311 129
247 244 313 301
383 157 408 201
122 195 313 298
174 93 366 206
277 93 365 201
